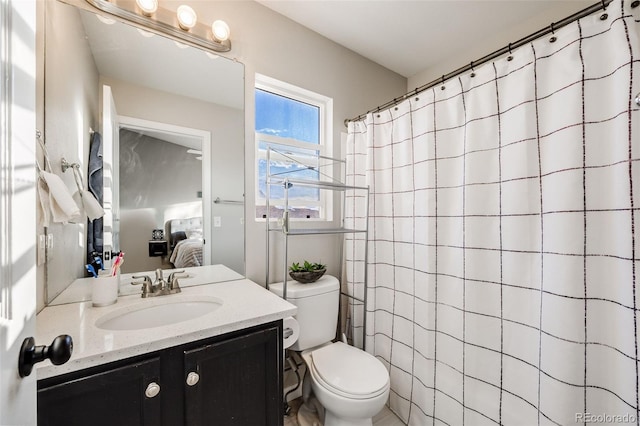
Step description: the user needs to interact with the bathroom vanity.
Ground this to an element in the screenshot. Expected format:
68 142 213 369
35 278 296 426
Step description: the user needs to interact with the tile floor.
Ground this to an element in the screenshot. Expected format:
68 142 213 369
283 397 405 426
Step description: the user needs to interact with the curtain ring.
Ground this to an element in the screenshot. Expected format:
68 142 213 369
470 61 476 78
507 43 514 61
441 75 446 90
549 22 557 43
599 0 608 19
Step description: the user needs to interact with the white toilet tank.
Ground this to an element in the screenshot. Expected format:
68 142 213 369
269 275 339 351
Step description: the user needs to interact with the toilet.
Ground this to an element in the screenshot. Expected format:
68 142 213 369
270 275 390 426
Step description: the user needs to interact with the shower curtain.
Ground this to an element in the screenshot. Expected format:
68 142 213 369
345 1 640 424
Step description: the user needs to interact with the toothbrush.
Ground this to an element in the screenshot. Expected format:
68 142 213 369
111 252 125 276
85 264 98 278
95 256 104 270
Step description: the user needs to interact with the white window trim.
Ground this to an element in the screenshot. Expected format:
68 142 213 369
255 74 334 222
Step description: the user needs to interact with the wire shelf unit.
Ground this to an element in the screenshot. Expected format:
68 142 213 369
264 147 370 349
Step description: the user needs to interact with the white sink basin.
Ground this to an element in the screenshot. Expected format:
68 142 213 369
95 296 223 331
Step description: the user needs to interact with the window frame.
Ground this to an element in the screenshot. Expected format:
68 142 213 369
254 74 333 222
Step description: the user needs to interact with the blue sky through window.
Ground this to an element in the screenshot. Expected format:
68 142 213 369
255 89 319 143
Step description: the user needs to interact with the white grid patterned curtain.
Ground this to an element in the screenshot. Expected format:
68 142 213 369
345 1 640 424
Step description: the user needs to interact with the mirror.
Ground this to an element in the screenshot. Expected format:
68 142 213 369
44 0 245 305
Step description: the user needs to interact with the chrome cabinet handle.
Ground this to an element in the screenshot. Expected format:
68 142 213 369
145 382 161 398
635 92 640 107
186 371 200 386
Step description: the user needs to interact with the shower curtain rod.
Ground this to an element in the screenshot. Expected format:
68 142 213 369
344 0 614 126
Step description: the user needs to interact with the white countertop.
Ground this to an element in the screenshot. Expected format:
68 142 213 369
36 277 297 380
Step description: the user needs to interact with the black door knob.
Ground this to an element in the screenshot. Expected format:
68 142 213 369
18 335 73 378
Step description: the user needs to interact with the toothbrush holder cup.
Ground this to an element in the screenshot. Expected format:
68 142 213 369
92 272 119 307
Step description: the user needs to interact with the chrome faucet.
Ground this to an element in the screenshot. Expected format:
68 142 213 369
131 269 187 298
154 269 168 293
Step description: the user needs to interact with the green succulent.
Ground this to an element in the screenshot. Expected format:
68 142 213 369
289 260 326 272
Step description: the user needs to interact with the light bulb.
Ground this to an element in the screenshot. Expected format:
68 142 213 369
211 20 230 42
135 0 158 16
176 5 197 30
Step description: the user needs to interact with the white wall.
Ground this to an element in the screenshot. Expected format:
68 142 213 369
40 0 99 310
408 1 593 90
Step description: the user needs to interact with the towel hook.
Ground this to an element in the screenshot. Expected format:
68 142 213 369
61 157 79 173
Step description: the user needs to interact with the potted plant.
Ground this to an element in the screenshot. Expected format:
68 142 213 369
289 260 326 284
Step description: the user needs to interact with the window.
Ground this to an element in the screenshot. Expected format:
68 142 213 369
255 74 333 221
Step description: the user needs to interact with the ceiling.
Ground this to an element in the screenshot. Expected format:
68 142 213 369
257 0 594 78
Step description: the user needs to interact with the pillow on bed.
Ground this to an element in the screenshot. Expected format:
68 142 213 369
171 231 187 248
186 229 203 240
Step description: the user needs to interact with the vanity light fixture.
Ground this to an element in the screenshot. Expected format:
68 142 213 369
176 5 197 30
135 0 158 16
86 0 232 52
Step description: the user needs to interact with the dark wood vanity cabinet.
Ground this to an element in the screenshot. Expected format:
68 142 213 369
37 321 283 426
37 357 162 426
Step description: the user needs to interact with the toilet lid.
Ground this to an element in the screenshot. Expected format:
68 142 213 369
311 342 389 397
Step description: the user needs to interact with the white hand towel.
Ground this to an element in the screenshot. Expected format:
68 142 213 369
37 177 52 227
80 190 105 221
40 171 81 224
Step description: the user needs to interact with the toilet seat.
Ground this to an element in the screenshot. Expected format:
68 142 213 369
310 342 389 400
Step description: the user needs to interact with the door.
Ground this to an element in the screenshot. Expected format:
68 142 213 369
183 326 282 426
0 0 38 423
102 85 120 266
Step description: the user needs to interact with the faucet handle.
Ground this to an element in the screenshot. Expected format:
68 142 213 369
168 270 187 293
131 275 153 297
167 270 186 282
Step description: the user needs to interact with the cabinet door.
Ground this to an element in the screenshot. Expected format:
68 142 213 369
38 357 162 426
184 326 282 426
